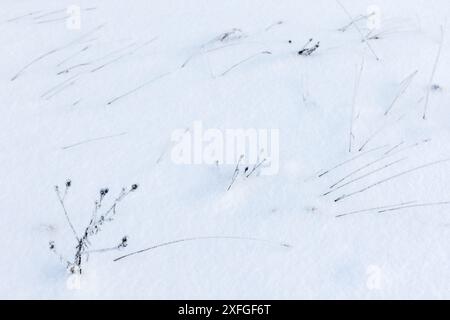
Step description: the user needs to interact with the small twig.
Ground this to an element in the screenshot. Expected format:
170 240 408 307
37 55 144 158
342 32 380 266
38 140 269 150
318 145 387 177
35 16 69 24
11 24 104 81
334 158 450 202
423 25 444 120
265 21 283 31
41 73 82 98
90 37 157 73
55 183 79 241
89 42 138 64
45 81 76 100
335 201 417 218
384 141 404 155
114 236 291 262
227 155 244 191
388 139 431 156
378 201 450 213
349 58 364 151
57 45 90 67
246 159 267 178
358 114 405 152
61 132 128 150
90 54 127 73
328 152 402 189
33 9 66 20
297 39 320 56
107 72 172 105
385 70 418 115
57 63 90 75
220 51 271 77
181 29 246 69
5 11 40 22
338 13 374 32
83 237 128 255
323 157 407 196
335 0 380 60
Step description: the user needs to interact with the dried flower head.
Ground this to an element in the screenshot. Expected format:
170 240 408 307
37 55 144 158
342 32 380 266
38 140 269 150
120 236 128 248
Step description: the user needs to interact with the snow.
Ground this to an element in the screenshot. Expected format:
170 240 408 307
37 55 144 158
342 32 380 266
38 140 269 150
1 0 449 299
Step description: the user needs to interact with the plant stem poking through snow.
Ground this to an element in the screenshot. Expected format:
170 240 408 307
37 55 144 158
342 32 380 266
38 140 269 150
298 39 320 56
55 180 78 241
358 114 405 152
338 13 375 32
318 145 388 177
227 156 268 190
11 24 104 81
423 25 444 120
385 70 418 116
334 158 450 202
61 132 127 150
51 180 139 274
323 157 407 196
335 0 380 61
335 201 417 218
113 236 291 262
106 72 172 105
246 159 267 178
227 155 244 191
327 152 404 190
219 51 271 77
349 58 364 152
377 201 450 213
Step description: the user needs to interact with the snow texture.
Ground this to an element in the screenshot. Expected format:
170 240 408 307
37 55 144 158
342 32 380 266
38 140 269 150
1 0 450 299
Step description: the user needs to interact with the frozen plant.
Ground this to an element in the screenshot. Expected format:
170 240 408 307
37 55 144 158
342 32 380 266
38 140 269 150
217 28 246 43
298 38 320 56
227 155 268 191
337 12 375 32
50 179 139 274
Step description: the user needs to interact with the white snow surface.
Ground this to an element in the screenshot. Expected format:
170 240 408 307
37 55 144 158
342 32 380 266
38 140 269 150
1 0 450 299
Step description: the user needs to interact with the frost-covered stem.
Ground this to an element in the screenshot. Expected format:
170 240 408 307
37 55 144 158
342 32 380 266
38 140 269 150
335 201 417 218
114 236 291 262
335 0 380 60
318 145 387 177
334 158 450 202
246 159 267 178
55 185 79 242
51 181 138 274
338 13 374 32
384 141 404 155
349 59 364 152
358 114 404 152
220 51 271 77
227 155 244 191
83 237 128 255
328 153 396 189
377 201 450 213
323 157 407 196
385 70 418 116
423 26 444 120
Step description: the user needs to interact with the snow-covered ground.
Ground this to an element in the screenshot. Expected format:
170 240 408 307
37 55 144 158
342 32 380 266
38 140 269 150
1 0 449 299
